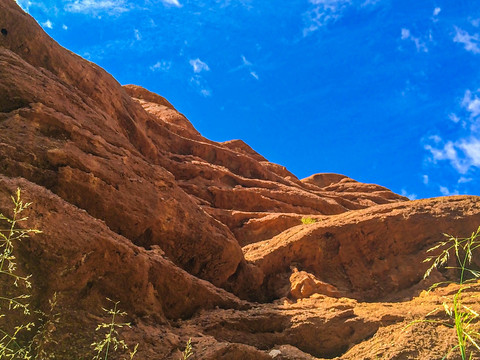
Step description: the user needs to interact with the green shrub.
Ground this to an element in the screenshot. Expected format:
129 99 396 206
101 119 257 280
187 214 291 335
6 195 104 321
301 217 317 225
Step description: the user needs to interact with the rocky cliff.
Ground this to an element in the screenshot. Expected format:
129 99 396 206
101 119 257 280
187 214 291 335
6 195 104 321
1 1 480 359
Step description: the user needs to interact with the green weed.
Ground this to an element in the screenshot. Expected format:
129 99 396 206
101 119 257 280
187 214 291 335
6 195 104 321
417 226 480 360
91 298 138 360
0 189 140 359
181 338 193 360
0 188 40 359
30 293 60 359
301 217 317 225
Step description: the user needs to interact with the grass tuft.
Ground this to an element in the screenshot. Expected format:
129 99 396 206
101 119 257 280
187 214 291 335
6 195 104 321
0 188 41 359
91 298 138 360
413 226 480 360
301 217 317 225
181 338 193 360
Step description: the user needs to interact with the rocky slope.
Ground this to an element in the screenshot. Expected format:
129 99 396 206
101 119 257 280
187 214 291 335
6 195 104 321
1 1 480 359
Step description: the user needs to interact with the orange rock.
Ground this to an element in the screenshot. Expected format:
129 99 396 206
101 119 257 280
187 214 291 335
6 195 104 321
2 2 480 359
245 196 480 301
289 268 340 299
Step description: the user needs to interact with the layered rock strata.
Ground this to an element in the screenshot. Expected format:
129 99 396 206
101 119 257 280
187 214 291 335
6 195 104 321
1 1 480 359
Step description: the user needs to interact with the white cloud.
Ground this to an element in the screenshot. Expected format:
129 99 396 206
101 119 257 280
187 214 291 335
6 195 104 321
303 0 381 35
424 88 480 193
425 141 462 170
190 75 211 97
433 7 441 16
400 28 428 52
161 0 182 7
462 90 480 118
400 189 417 200
15 0 32 11
423 175 429 185
401 28 410 40
134 29 141 41
42 19 53 29
453 26 480 54
232 55 260 80
150 60 172 72
241 55 252 66
303 0 351 35
458 176 473 184
449 113 460 123
189 58 210 73
65 0 129 15
439 186 459 196
361 0 380 6
458 137 480 167
425 136 480 174
62 24 68 30
429 134 442 144
200 89 211 97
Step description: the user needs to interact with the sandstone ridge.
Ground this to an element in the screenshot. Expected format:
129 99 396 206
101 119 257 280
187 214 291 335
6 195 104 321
1 1 480 358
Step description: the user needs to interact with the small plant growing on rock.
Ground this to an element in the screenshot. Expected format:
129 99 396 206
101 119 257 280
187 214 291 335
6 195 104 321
0 189 140 359
91 298 138 360
0 188 40 359
181 338 193 360
301 217 317 225
30 292 60 359
418 226 480 360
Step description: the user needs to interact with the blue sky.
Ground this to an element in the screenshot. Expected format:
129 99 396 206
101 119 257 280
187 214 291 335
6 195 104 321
15 0 480 199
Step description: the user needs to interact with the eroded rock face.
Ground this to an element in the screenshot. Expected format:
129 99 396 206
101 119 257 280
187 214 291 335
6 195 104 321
0 0 252 294
2 1 480 359
244 196 480 301
0 176 246 321
125 85 409 248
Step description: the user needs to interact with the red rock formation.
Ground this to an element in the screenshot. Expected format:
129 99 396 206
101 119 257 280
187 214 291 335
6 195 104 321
2 1 480 359
244 196 480 301
0 0 254 295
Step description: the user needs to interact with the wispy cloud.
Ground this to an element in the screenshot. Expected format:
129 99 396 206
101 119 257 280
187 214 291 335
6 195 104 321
303 0 380 36
462 90 480 119
189 58 210 73
241 55 252 66
449 113 460 123
161 0 182 7
401 28 428 52
190 75 211 97
458 177 473 184
15 0 32 11
400 189 417 200
423 175 429 185
431 7 441 22
42 19 53 29
234 55 260 80
439 186 459 196
425 140 466 173
65 0 130 15
303 0 351 35
150 60 172 72
134 29 141 41
424 89 480 175
453 26 480 54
